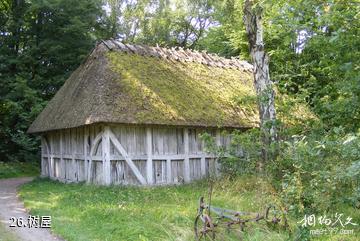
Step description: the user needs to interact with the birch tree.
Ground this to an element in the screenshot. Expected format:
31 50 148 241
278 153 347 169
243 0 277 167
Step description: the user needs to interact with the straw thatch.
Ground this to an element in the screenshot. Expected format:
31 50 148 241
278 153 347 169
28 40 259 134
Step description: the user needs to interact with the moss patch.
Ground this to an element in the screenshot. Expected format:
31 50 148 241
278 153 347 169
107 52 259 127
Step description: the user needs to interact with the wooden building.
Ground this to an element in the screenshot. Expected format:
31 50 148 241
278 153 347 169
28 40 258 185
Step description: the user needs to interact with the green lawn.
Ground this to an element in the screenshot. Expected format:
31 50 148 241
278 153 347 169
0 222 19 241
0 161 39 179
18 177 359 241
18 176 289 241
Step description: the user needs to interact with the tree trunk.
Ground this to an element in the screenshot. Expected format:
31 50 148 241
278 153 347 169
243 0 277 168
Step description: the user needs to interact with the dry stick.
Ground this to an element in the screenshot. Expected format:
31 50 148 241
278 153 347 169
207 158 217 217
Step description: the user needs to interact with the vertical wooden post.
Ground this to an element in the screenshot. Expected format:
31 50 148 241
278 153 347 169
43 136 51 178
215 129 221 175
71 130 76 181
216 129 221 146
87 158 92 183
60 131 65 180
84 126 88 182
166 158 172 183
184 128 190 182
200 156 206 177
40 137 44 176
146 127 153 185
200 138 206 177
49 135 54 178
102 126 111 185
86 127 92 184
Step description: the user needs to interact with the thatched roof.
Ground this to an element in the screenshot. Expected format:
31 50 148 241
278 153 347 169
28 39 259 134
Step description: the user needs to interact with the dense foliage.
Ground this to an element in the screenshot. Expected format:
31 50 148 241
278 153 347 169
211 0 360 217
200 0 360 130
2 0 358 160
0 0 106 162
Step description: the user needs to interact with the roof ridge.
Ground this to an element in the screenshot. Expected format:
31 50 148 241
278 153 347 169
100 39 253 72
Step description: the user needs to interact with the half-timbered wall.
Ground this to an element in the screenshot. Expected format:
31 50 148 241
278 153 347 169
40 124 232 185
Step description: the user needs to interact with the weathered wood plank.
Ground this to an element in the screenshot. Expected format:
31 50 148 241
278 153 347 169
49 134 55 178
176 128 184 154
146 127 153 184
102 126 111 185
166 158 171 183
201 156 206 177
111 160 125 184
216 129 221 146
59 131 66 179
43 153 218 161
42 136 51 177
71 129 76 181
40 137 45 176
171 160 184 183
215 129 221 175
108 129 147 185
184 128 190 182
189 158 202 180
84 126 88 182
88 131 103 183
153 160 166 184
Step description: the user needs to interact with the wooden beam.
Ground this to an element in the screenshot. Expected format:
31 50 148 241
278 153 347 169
90 132 103 156
146 127 153 185
43 153 219 161
87 157 92 183
84 126 88 182
49 134 54 178
108 130 147 185
102 126 111 185
87 131 103 183
41 136 45 177
184 128 190 182
166 158 172 183
40 137 45 176
200 138 206 177
216 129 221 146
215 129 221 175
60 131 65 179
42 136 51 177
71 130 76 181
201 156 206 177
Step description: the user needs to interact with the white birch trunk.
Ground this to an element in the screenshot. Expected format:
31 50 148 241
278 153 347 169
244 0 277 164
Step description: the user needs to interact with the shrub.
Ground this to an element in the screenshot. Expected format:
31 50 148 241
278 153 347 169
200 129 261 177
269 128 360 214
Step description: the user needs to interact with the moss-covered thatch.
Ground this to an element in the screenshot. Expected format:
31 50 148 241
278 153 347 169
28 40 259 133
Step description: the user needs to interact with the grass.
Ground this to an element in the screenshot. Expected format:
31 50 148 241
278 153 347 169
0 222 19 241
18 176 290 241
0 161 39 179
18 176 359 241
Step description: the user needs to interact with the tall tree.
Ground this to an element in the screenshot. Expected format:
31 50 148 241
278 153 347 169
200 0 360 131
243 0 277 166
0 0 106 162
103 0 215 48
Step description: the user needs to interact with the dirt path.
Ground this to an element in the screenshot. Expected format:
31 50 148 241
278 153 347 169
0 177 64 241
